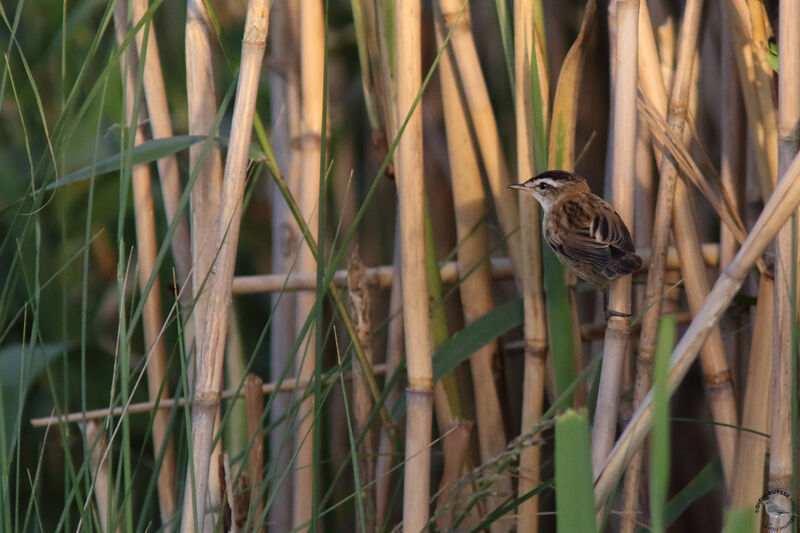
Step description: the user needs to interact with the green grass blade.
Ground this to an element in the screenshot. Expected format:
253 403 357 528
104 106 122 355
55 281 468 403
721 508 755 533
650 315 676 533
661 459 722 529
555 409 596 533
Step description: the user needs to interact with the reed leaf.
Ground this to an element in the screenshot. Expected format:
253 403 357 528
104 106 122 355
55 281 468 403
555 409 596 533
650 315 676 533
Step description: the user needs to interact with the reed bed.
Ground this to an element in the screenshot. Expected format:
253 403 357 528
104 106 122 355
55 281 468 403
4 1 800 532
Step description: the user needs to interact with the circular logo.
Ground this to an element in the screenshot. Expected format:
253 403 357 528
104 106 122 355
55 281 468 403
755 490 797 531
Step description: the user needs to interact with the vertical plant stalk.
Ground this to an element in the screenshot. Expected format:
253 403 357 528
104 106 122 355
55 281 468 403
180 2 271 529
131 0 194 336
633 0 740 495
375 218 403 523
347 251 377 532
434 9 512 528
186 0 224 383
268 1 300 529
769 0 799 528
619 120 656 533
592 0 639 474
730 275 772 511
595 148 800 508
642 4 743 488
350 2 400 518
292 0 324 529
719 3 747 394
514 1 548 531
244 374 265 531
83 422 121 533
113 5 177 526
436 0 524 283
724 0 778 196
397 1 434 531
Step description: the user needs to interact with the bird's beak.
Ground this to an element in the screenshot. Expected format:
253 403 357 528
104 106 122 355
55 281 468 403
507 183 526 191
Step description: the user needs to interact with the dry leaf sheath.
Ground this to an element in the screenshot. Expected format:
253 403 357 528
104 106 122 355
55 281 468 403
510 170 642 293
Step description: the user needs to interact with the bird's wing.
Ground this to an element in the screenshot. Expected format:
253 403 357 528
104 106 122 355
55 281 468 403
545 199 612 269
545 198 638 273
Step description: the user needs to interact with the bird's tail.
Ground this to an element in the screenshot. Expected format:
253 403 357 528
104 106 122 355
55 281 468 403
606 250 643 277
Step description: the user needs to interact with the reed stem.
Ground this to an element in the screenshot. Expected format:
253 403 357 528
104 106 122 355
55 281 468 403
113 4 177 525
769 1 799 529
435 5 512 527
515 1 548 530
397 1 434 530
292 0 325 528
593 0 639 474
179 2 271 528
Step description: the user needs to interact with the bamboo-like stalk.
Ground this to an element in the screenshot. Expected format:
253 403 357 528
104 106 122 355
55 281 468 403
436 0 523 283
435 7 511 528
131 0 194 334
397 1 434 530
719 3 747 394
292 0 325 529
186 0 224 384
730 275 772 520
636 0 740 491
719 6 746 271
595 147 800 510
82 422 120 533
592 0 639 474
724 0 778 197
230 243 721 294
619 120 655 533
244 374 265 531
184 9 228 522
375 217 403 524
113 5 177 526
515 0 548 530
180 2 271 529
347 250 377 532
268 1 300 529
31 363 388 427
769 1 799 529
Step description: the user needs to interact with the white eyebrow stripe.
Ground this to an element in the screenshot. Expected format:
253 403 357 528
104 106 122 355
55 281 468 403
534 178 562 188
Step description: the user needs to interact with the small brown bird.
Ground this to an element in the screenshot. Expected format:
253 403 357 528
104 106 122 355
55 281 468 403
509 170 642 292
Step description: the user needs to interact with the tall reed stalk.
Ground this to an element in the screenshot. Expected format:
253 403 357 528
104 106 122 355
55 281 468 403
730 276 772 520
769 1 799 529
438 0 523 283
376 218 403 523
185 0 223 386
268 1 300 528
592 0 639 473
292 0 325 529
113 4 176 526
634 0 740 492
397 1 434 530
347 250 377 532
724 0 777 196
180 2 271 529
719 2 747 394
131 0 193 336
434 3 512 530
515 1 548 530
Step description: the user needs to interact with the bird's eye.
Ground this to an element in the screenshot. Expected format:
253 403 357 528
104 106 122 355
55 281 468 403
537 182 551 190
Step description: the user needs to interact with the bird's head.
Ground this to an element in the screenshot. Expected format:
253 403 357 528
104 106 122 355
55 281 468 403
508 170 590 212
